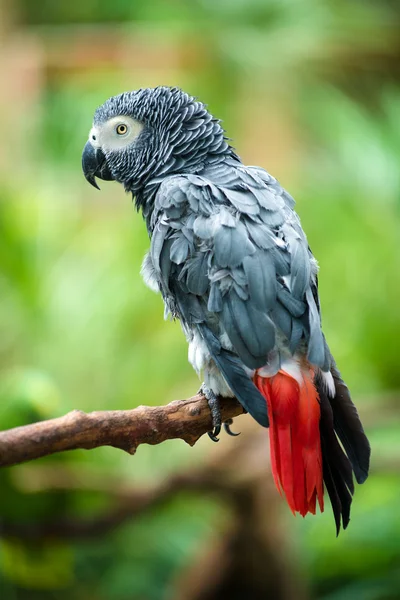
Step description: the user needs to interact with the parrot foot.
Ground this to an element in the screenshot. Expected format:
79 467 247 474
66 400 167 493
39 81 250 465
200 384 221 441
199 385 240 442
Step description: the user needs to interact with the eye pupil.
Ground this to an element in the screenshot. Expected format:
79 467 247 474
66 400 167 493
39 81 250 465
117 124 127 135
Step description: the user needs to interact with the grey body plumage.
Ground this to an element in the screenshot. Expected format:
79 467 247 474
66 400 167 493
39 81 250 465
82 86 370 531
147 163 327 425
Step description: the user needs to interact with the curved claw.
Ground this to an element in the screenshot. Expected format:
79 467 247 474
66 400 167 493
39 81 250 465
223 419 241 437
208 426 221 442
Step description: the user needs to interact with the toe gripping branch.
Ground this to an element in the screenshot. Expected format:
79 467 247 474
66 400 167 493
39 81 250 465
200 385 241 442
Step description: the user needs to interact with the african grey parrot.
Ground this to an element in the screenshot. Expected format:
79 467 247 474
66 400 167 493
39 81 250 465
82 86 370 532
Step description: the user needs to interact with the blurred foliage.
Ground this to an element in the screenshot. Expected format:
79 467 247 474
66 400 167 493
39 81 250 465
1 0 400 599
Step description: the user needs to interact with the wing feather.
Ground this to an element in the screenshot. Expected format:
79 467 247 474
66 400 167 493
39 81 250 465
151 167 327 399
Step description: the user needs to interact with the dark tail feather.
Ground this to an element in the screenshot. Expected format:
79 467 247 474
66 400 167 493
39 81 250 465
321 446 353 535
315 367 370 534
317 376 354 533
197 323 269 427
330 362 371 484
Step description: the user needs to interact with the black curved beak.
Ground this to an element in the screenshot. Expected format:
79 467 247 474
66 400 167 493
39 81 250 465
82 141 114 190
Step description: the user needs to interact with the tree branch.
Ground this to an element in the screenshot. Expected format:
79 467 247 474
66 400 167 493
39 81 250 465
0 394 244 468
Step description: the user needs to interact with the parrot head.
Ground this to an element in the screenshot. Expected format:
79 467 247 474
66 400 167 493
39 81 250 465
82 86 232 200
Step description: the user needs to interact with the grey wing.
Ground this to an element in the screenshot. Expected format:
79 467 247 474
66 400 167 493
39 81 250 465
150 168 328 424
150 174 270 427
198 161 329 371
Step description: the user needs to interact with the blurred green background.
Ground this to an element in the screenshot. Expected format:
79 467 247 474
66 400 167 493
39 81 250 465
0 0 399 598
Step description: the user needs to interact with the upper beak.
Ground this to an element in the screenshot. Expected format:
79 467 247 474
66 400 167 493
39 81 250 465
82 141 114 190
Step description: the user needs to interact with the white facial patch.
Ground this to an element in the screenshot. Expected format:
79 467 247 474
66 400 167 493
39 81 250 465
88 116 144 153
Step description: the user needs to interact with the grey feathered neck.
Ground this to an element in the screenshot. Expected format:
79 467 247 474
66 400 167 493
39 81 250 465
94 87 240 216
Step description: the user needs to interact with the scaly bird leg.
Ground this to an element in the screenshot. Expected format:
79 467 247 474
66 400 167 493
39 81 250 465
200 384 221 441
200 385 240 442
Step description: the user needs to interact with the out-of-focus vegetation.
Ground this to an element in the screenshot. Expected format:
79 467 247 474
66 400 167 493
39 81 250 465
0 1 400 598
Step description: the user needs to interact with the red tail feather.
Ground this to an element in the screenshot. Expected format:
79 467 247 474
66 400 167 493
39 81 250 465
254 368 324 517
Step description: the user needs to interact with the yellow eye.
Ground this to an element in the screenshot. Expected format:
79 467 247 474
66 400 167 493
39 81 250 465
116 123 128 135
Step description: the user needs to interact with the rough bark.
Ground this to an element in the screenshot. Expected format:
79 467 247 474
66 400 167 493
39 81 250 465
0 394 244 468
